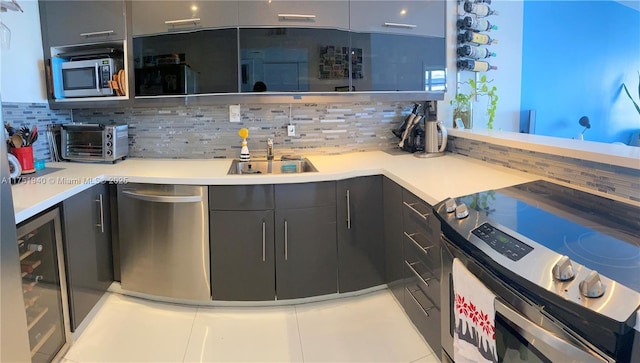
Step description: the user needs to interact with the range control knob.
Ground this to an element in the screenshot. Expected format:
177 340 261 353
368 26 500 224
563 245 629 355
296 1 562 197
579 271 605 298
552 255 575 281
444 198 457 213
455 203 469 219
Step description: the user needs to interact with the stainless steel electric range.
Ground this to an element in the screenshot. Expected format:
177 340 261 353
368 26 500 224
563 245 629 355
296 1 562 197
435 180 640 363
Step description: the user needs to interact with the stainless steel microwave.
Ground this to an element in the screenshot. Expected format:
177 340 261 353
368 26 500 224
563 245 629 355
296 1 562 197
59 58 122 98
61 123 128 163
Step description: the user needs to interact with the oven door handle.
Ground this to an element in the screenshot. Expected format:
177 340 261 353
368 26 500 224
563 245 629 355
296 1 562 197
495 300 610 363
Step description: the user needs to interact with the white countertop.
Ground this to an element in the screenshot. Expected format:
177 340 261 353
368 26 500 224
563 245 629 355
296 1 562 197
11 151 535 224
449 129 640 170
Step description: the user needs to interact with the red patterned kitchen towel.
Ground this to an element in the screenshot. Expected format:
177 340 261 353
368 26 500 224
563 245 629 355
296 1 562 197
453 258 497 363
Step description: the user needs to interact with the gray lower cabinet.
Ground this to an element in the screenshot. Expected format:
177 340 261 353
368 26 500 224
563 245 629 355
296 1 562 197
210 210 275 301
274 181 337 300
336 175 384 293
210 182 337 301
383 177 404 304
274 205 337 299
401 189 442 352
61 183 113 331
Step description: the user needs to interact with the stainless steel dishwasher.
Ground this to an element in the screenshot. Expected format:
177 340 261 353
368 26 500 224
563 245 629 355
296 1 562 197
117 184 210 301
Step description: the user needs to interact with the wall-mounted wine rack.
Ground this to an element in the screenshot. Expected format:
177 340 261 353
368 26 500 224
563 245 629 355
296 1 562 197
455 0 498 73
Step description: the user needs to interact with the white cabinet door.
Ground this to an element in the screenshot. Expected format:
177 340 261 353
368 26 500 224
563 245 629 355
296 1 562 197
238 0 349 29
350 0 445 37
131 1 239 36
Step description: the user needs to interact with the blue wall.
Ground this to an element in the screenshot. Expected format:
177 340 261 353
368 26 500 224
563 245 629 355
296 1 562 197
520 1 640 144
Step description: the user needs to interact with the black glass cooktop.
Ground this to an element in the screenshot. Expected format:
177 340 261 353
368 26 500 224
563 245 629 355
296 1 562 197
457 180 640 292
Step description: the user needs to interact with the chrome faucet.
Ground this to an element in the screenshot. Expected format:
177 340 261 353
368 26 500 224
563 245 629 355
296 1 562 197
266 138 274 160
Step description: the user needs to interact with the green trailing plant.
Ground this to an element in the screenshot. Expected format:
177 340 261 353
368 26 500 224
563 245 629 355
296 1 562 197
450 75 499 129
622 71 640 116
450 92 472 128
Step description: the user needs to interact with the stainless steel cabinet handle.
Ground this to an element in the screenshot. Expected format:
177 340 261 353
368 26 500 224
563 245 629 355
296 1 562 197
80 30 115 37
284 220 288 261
121 190 202 203
262 220 266 262
405 260 431 287
403 201 430 221
384 22 416 29
404 231 433 255
405 287 434 317
346 189 351 230
95 194 104 233
164 18 201 25
278 13 316 20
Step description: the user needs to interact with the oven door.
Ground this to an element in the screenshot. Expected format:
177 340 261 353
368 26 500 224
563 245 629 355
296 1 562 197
441 236 612 363
61 126 105 161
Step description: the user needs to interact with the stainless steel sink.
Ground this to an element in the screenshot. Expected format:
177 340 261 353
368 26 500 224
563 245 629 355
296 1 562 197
228 158 318 175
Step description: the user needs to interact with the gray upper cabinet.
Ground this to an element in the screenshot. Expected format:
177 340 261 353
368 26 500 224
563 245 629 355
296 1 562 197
39 0 126 47
238 0 349 29
349 0 447 92
131 1 239 36
349 1 445 37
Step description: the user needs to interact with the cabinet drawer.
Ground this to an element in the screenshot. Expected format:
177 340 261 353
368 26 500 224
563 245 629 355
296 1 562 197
403 193 440 239
403 229 439 272
275 182 336 209
404 257 440 309
209 185 274 210
404 284 441 352
402 190 432 220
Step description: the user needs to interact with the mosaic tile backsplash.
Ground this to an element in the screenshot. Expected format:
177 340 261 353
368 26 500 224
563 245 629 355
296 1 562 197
71 102 409 159
447 136 640 203
2 103 71 161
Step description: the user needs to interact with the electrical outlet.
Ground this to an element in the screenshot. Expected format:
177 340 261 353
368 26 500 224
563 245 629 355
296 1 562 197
229 105 241 122
287 125 296 136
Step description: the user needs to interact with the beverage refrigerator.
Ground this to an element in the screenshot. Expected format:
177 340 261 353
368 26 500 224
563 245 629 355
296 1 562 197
2 135 72 361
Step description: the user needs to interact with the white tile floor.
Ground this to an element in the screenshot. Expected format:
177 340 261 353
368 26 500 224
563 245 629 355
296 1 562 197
62 289 440 363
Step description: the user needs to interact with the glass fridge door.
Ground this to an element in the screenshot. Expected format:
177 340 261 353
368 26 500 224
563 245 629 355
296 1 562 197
17 208 71 362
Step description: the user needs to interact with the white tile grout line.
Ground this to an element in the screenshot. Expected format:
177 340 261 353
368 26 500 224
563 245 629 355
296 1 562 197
181 306 200 362
409 354 437 363
293 305 306 363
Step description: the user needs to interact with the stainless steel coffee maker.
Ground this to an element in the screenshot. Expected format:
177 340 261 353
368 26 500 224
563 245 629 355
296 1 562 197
415 101 447 158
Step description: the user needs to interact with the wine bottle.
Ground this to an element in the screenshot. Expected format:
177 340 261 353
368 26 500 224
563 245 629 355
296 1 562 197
457 16 497 32
457 45 495 59
464 1 498 17
458 31 498 45
23 273 44 282
457 59 497 72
